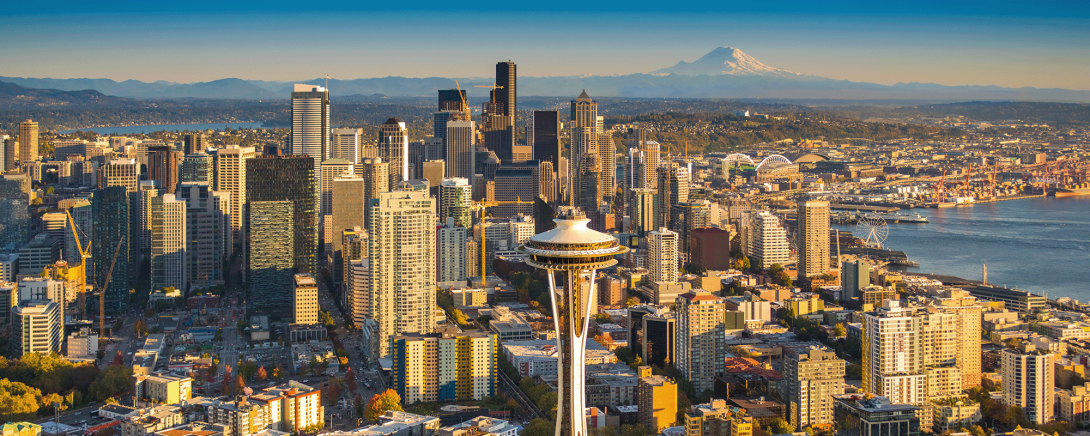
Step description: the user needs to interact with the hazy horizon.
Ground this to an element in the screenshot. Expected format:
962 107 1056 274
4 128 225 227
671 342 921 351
3 1 1089 90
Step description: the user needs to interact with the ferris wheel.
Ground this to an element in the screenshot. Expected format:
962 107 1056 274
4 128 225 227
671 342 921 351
855 216 889 249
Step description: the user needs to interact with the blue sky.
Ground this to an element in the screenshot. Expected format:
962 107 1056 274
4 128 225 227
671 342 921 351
2 1 1088 89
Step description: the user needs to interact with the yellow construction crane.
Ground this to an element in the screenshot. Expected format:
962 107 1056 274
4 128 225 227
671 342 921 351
64 210 89 320
454 81 471 121
469 199 534 285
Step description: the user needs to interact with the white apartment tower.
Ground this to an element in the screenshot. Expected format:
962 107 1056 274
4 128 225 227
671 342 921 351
369 190 437 358
150 193 187 292
862 300 926 407
743 210 789 266
439 178 473 228
437 218 468 283
647 228 679 283
11 300 62 357
320 158 355 219
214 145 255 247
290 84 330 163
1002 345 1055 425
782 348 846 430
796 199 830 279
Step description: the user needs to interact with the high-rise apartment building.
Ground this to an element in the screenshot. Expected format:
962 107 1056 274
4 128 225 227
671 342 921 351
347 257 370 325
597 130 615 204
18 120 38 162
782 348 846 430
379 118 409 187
359 157 390 230
182 133 205 155
797 199 830 279
214 145 255 248
862 300 926 407
245 156 317 316
148 145 180 194
176 183 230 286
647 228 679 283
445 121 476 179
391 327 498 405
290 84 330 164
10 300 61 357
150 193 186 291
636 366 678 432
101 159 140 193
369 190 436 358
743 210 789 266
331 128 361 163
656 163 689 230
92 186 133 313
181 153 213 183
842 259 871 301
439 178 472 228
437 218 468 283
293 274 319 325
675 290 726 393
1002 345 1055 425
533 111 561 171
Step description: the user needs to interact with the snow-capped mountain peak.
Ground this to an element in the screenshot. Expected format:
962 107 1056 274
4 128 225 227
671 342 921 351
651 46 801 77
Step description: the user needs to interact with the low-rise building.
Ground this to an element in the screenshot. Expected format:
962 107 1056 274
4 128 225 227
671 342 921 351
1057 382 1090 424
637 366 677 432
120 405 186 436
929 397 981 433
2 422 41 436
502 339 616 378
833 394 920 436
134 372 193 405
435 417 517 436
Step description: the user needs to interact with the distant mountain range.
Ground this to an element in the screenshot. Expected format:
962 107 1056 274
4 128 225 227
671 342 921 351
3 47 1089 102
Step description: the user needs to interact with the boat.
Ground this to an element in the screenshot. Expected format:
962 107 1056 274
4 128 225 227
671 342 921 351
863 212 929 223
1054 183 1090 198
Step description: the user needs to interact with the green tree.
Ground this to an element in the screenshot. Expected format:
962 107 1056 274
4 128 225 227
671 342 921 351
624 297 639 307
521 419 554 436
767 417 794 435
595 313 612 324
834 323 847 338
536 391 558 420
87 365 133 401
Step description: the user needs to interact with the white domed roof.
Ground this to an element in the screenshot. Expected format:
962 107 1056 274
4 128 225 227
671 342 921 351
529 217 616 245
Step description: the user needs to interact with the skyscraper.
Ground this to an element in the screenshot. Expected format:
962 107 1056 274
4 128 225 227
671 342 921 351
150 193 186 291
101 159 140 193
439 178 472 228
147 145 180 194
493 163 537 218
183 133 206 155
290 84 330 164
533 111 561 171
438 89 466 111
246 156 317 315
92 186 133 314
181 153 213 183
570 91 598 210
18 120 38 162
495 62 516 122
0 173 31 252
518 209 629 436
445 121 476 179
597 130 615 205
743 210 789 267
675 290 726 393
656 163 689 230
647 228 679 283
213 145 255 249
1002 345 1055 425
862 300 926 407
359 157 390 230
2 136 16 171
176 183 230 287
782 348 846 430
331 128 362 163
320 158 354 219
669 200 715 267
379 118 409 187
293 274 319 325
842 259 870 301
797 199 830 279
332 175 366 258
10 300 61 357
369 190 437 358
437 218 468 283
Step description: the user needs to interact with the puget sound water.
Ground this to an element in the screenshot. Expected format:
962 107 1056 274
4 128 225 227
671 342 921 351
59 122 268 135
834 196 1090 301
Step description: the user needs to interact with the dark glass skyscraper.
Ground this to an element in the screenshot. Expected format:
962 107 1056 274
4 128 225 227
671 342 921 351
438 89 466 111
92 186 133 314
495 62 516 122
245 156 317 316
533 111 561 170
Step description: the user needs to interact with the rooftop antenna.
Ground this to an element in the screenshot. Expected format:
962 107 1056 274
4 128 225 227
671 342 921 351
325 75 330 90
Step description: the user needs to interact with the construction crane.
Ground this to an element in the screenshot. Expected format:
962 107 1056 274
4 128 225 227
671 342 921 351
469 199 534 285
454 81 471 121
64 210 90 320
96 238 125 338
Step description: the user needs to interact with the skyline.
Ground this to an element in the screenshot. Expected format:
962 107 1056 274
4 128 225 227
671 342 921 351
2 3 1089 91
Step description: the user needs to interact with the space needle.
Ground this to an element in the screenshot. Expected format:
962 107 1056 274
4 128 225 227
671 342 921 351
517 209 629 436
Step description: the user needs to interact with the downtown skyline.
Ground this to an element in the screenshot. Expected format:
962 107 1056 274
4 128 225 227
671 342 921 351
2 1 1089 91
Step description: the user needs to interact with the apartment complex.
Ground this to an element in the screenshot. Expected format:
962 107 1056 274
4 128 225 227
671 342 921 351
391 327 498 405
